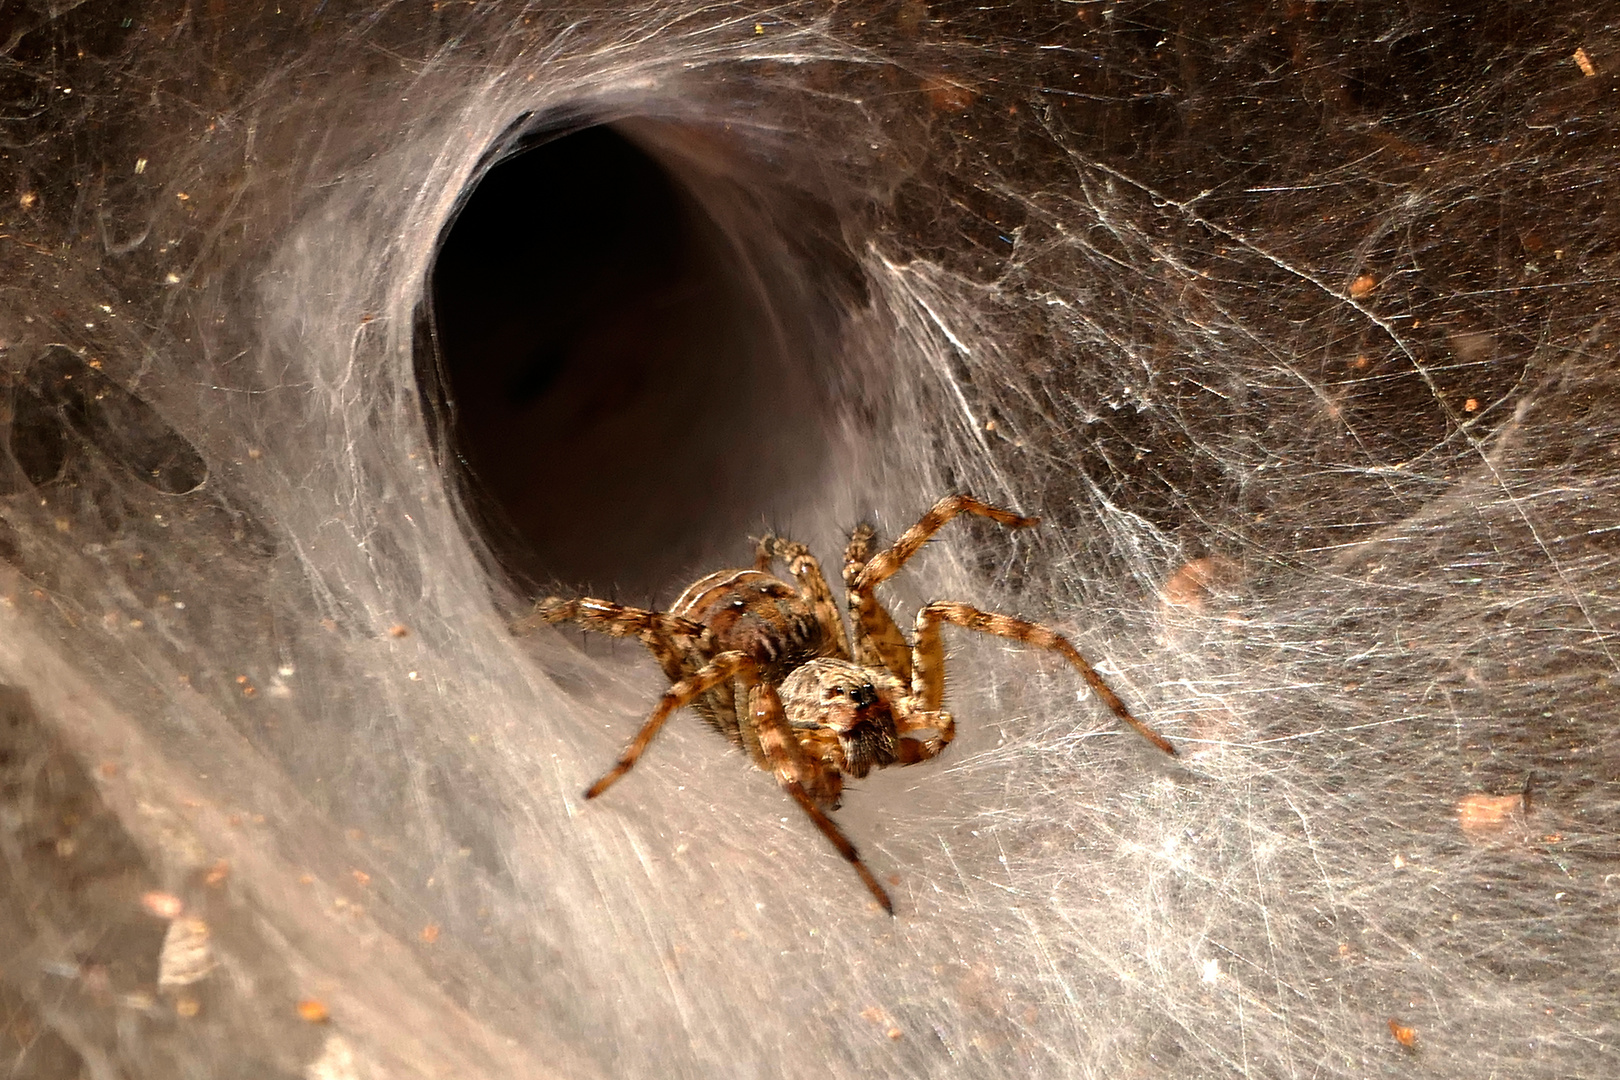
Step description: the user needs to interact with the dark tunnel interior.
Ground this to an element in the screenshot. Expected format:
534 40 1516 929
426 123 839 599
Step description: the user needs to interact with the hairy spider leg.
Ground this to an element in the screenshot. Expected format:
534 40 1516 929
782 783 894 915
583 650 895 914
520 596 711 686
755 535 853 660
912 601 1177 757
744 679 894 914
891 706 957 765
844 495 1041 684
841 523 911 678
583 649 762 799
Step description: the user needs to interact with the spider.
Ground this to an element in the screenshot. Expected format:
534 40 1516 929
519 494 1176 914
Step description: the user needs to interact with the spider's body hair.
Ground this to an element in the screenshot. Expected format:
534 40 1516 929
780 657 904 791
525 494 1176 914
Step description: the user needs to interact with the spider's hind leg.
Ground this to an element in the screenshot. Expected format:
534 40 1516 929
756 535 852 660
911 601 1176 756
582 649 757 799
516 596 710 684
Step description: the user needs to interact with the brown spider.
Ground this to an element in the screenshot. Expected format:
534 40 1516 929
520 494 1176 914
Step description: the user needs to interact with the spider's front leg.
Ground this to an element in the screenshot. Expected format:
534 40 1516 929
911 601 1176 756
891 706 956 765
584 648 895 915
843 495 1040 683
746 679 894 914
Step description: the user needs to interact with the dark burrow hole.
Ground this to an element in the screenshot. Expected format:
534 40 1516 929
424 120 856 600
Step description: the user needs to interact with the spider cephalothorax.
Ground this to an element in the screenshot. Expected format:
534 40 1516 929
781 658 905 787
521 494 1176 914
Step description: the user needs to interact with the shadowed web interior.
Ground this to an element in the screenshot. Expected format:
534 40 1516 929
0 2 1614 1078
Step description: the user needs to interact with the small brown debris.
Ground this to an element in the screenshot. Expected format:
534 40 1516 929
99 762 120 778
861 1005 902 1037
174 995 201 1018
1573 47 1596 77
387 623 410 638
922 77 976 112
1463 398 1479 413
205 860 230 886
1162 556 1239 613
1458 792 1525 839
1349 274 1377 298
350 869 370 887
1449 330 1496 362
1388 1017 1417 1049
297 998 330 1023
141 891 185 919
420 924 440 944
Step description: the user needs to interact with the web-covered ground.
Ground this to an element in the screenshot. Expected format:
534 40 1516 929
0 2 1615 1077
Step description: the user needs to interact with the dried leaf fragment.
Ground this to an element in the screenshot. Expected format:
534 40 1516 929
158 918 215 987
1388 1017 1417 1049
